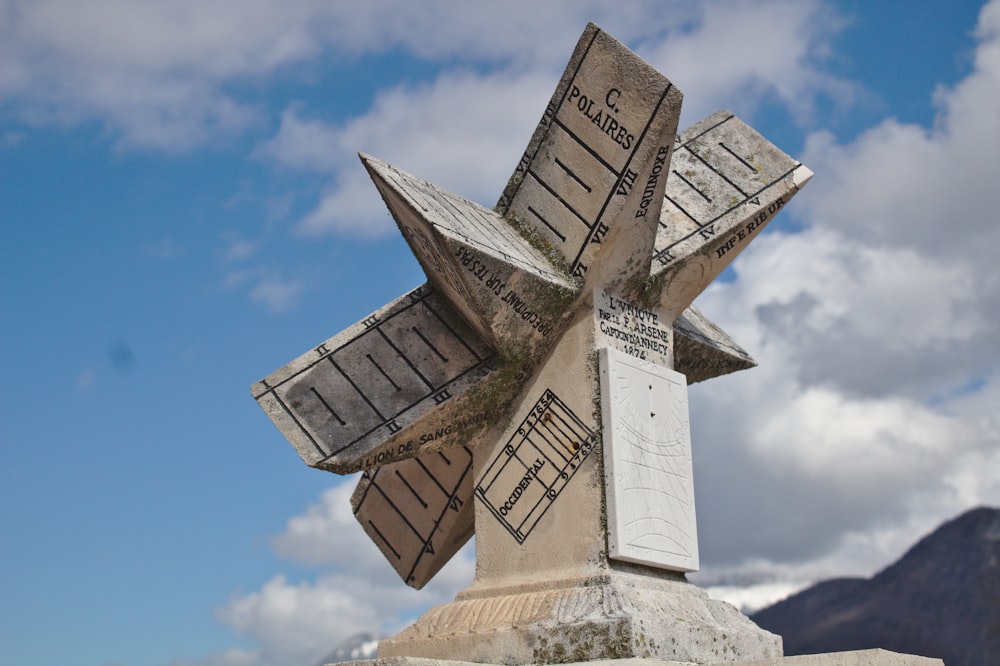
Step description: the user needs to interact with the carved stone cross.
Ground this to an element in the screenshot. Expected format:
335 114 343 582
252 23 811 664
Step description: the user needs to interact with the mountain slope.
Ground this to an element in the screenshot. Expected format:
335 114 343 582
752 507 1000 666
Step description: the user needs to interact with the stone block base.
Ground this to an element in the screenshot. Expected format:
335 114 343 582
338 650 942 666
377 571 781 664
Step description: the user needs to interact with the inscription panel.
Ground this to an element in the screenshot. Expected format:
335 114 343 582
599 347 698 572
475 390 596 543
594 287 673 367
353 447 474 589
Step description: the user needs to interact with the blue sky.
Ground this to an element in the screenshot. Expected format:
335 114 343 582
2 2 998 665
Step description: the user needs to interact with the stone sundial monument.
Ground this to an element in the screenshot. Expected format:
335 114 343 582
252 23 941 666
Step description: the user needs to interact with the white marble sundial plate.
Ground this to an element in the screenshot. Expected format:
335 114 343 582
599 346 698 572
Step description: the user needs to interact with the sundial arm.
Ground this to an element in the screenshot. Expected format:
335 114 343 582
362 154 577 358
251 283 500 474
651 111 813 319
496 23 683 292
351 446 475 590
673 303 756 383
349 302 756 588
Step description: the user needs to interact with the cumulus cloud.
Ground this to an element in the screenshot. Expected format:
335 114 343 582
248 275 303 313
0 0 722 150
193 481 474 666
257 71 556 237
251 0 847 238
690 0 1000 586
159 1 998 663
639 0 852 126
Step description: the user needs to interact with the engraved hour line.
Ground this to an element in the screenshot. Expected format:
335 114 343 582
498 27 600 213
528 414 573 465
719 141 758 172
438 451 451 465
398 148 562 284
514 486 558 535
421 188 564 282
569 83 675 271
551 118 621 175
395 469 429 509
371 476 428 541
662 194 699 225
368 519 401 560
355 467 379 506
309 386 346 425
411 326 449 363
479 399 587 494
684 112 735 145
317 356 495 463
522 424 563 470
683 144 750 198
654 112 739 230
421 297 490 364
415 457 451 497
368 353 401 391
404 449 474 582
376 327 435 391
253 286 434 397
406 178 508 259
329 356 387 422
555 157 593 192
272 392 327 457
672 170 712 202
528 205 567 242
526 170 593 231
653 164 801 264
540 410 583 456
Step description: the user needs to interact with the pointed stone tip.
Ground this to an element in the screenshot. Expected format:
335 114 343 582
793 164 814 189
358 152 383 168
358 153 394 187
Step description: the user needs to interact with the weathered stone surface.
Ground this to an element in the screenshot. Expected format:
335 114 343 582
363 154 576 356
352 448 475 590
732 650 944 665
348 302 750 590
594 287 674 368
672 303 756 384
252 285 499 473
497 23 683 292
652 111 813 321
339 649 943 666
378 570 781 664
600 347 698 572
253 19 818 665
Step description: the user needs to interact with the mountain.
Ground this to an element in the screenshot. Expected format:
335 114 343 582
752 507 1000 666
317 631 381 665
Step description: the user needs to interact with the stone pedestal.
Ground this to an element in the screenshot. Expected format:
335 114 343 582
378 568 781 664
344 649 943 666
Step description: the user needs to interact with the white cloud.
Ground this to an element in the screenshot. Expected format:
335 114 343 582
179 2 998 664
0 0 731 150
640 0 852 126
705 580 810 614
253 0 847 238
262 71 555 237
197 481 474 666
248 274 303 313
689 0 1000 583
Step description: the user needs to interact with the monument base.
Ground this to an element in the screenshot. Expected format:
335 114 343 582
377 570 781 664
341 651 942 666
